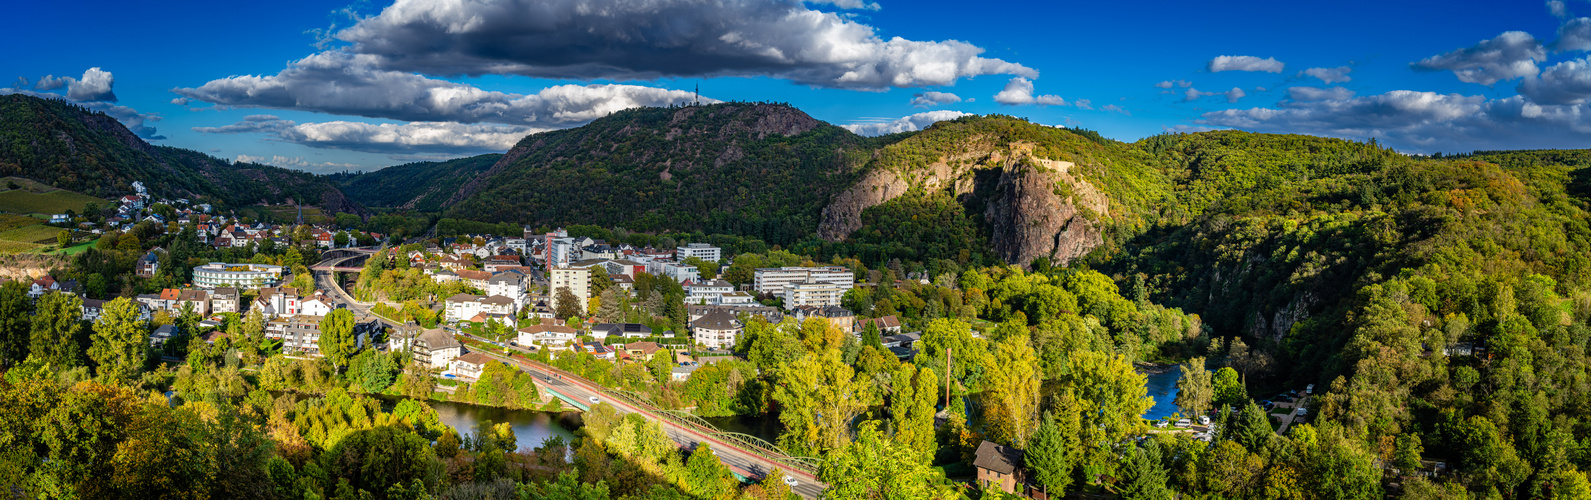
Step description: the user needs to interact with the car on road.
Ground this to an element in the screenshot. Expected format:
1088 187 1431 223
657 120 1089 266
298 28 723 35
783 476 798 487
588 396 600 404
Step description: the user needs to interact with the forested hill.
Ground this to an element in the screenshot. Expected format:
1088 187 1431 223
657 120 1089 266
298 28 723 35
328 154 500 212
0 94 362 213
439 103 889 245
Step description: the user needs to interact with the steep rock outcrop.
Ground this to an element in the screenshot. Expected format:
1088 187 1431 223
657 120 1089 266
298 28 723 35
819 142 1113 267
983 161 1105 267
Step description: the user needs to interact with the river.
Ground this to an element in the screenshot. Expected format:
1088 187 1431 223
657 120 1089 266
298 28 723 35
1140 364 1184 421
428 401 582 451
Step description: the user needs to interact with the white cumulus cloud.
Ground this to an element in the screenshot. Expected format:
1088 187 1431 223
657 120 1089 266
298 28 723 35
174 52 711 127
1300 66 1352 84
910 91 962 107
1184 87 1246 103
1196 90 1591 153
1519 57 1591 105
1287 86 1357 101
1555 17 1591 52
31 68 117 101
994 77 1066 106
1412 31 1545 85
331 0 1034 89
1208 55 1285 73
1155 80 1193 89
842 110 970 136
199 115 535 155
804 0 881 10
236 155 362 173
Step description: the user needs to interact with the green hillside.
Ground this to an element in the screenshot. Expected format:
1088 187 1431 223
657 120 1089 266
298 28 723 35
0 94 362 213
331 154 500 211
442 103 887 245
0 177 107 215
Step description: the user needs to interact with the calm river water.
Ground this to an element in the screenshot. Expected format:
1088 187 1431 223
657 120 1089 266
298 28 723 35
1140 364 1184 421
429 401 582 451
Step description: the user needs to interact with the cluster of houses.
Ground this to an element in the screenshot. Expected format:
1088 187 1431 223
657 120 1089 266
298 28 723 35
50 181 377 252
409 228 921 358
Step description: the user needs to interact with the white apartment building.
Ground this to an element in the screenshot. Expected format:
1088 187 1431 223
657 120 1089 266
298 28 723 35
192 262 284 289
444 294 516 323
675 243 722 263
754 266 854 295
686 280 735 304
549 266 591 316
782 278 849 309
691 310 743 350
648 261 700 283
485 272 529 310
253 287 301 317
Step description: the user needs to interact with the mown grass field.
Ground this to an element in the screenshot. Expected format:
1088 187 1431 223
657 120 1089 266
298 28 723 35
42 241 95 255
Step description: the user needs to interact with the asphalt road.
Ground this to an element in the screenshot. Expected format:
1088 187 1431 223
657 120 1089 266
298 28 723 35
312 257 825 498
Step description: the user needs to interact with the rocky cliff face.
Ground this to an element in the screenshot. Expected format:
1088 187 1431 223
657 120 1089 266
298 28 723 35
982 158 1107 267
818 141 1113 267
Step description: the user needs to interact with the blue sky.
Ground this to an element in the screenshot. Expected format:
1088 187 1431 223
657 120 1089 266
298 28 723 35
4 0 1582 173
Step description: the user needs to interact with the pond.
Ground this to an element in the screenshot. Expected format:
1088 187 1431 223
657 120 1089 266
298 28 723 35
429 400 582 451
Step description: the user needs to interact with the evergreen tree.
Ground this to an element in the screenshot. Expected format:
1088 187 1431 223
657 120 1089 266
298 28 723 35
1231 400 1272 452
1119 441 1174 500
861 322 883 349
1025 410 1076 496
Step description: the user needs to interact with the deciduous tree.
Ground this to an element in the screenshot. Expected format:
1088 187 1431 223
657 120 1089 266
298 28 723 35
1174 357 1213 417
319 309 358 372
88 297 148 381
0 281 33 366
30 292 85 368
982 333 1041 447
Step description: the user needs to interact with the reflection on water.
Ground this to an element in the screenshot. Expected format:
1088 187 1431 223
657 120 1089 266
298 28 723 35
1141 365 1184 421
701 413 784 444
430 401 582 452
